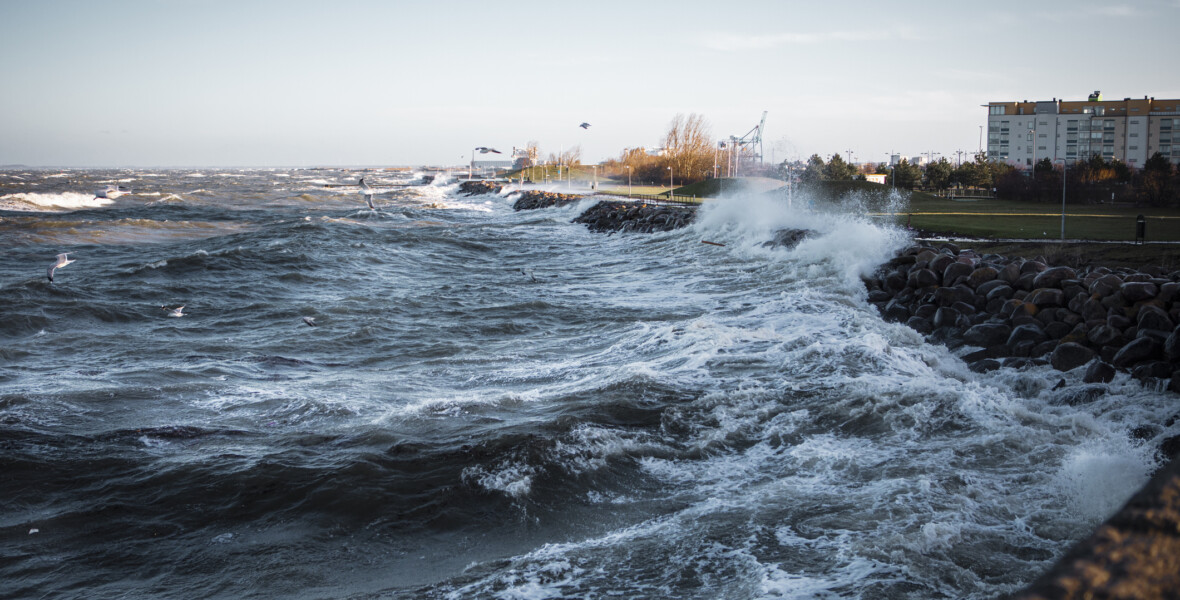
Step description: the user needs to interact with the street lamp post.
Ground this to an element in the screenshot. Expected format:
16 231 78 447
592 165 598 190
667 166 673 201
1055 158 1067 241
625 165 632 196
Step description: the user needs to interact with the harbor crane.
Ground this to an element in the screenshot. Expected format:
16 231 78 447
720 111 767 176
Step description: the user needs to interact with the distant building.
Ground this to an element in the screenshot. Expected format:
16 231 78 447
985 92 1180 169
864 173 886 184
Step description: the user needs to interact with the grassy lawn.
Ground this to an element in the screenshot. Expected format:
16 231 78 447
795 180 1180 242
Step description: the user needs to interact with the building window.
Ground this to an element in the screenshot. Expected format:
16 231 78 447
1130 119 1140 124
1162 145 1172 155
1130 146 1138 150
1130 132 1139 137
990 105 1006 115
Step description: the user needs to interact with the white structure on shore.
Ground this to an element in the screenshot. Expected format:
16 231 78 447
984 92 1180 169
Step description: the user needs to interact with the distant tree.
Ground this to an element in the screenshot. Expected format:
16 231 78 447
924 158 952 191
662 113 714 184
1033 157 1054 176
893 159 922 189
1137 152 1176 206
800 154 826 183
823 153 857 180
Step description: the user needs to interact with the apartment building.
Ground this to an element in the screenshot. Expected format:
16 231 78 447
985 92 1180 169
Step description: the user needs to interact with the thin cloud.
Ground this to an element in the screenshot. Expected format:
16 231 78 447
1088 5 1140 16
703 28 916 52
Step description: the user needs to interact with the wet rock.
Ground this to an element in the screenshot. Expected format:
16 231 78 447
905 316 933 334
1137 305 1174 334
1088 273 1124 297
1010 323 1047 347
964 323 1013 347
1120 281 1159 303
969 359 1001 373
968 266 999 289
1051 343 1097 372
1083 360 1117 384
1027 288 1066 307
942 262 973 287
1166 327 1180 361
1033 266 1077 289
933 307 961 329
1112 337 1160 368
764 228 813 249
1052 384 1108 406
883 299 911 322
907 268 939 289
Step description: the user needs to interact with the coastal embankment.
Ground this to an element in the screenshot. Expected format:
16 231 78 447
497 179 1180 597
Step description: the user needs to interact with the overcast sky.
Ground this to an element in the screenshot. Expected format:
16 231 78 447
2 0 1178 167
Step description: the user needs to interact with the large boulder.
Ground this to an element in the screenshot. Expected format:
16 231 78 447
942 261 974 287
1083 360 1117 383
1027 288 1066 308
964 323 1014 347
1112 337 1161 368
1088 273 1124 297
1051 343 1097 372
1008 323 1049 347
1033 266 1077 289
1137 305 1175 334
1120 281 1159 303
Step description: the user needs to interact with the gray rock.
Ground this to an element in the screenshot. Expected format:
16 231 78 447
1033 266 1077 289
1051 342 1096 372
907 268 939 289
964 323 1013 347
933 307 961 329
1008 323 1049 346
1088 273 1124 297
905 316 934 334
1137 305 1174 334
1027 288 1066 307
1165 326 1180 361
969 359 1002 373
942 262 973 287
1120 281 1159 303
1112 337 1161 368
1083 360 1117 383
968 266 999 289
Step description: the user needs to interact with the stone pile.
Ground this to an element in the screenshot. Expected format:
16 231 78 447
458 181 503 196
512 191 583 211
864 242 1180 393
572 201 696 233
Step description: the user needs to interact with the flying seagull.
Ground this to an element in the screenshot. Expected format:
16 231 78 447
474 147 502 154
359 178 375 209
163 305 185 318
302 316 317 327
47 253 74 282
95 185 132 199
579 122 591 129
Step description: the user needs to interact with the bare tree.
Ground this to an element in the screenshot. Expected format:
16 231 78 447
662 113 714 183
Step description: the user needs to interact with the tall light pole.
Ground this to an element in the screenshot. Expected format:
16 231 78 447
592 164 598 190
667 166 673 200
625 165 632 196
1055 158 1067 241
1029 128 1036 172
979 125 984 154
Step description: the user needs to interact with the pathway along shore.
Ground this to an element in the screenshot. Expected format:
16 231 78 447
467 180 1180 597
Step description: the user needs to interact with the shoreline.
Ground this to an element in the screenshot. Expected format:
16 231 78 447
489 182 1180 597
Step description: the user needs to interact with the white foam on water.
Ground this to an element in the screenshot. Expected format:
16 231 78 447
0 191 114 212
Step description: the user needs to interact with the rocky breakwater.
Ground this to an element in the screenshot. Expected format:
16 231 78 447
458 180 503 196
864 242 1180 393
572 201 696 233
512 190 583 211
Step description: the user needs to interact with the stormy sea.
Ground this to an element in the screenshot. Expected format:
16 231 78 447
1 168 1174 599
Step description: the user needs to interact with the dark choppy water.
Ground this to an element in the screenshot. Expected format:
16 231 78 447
1 169 1175 599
